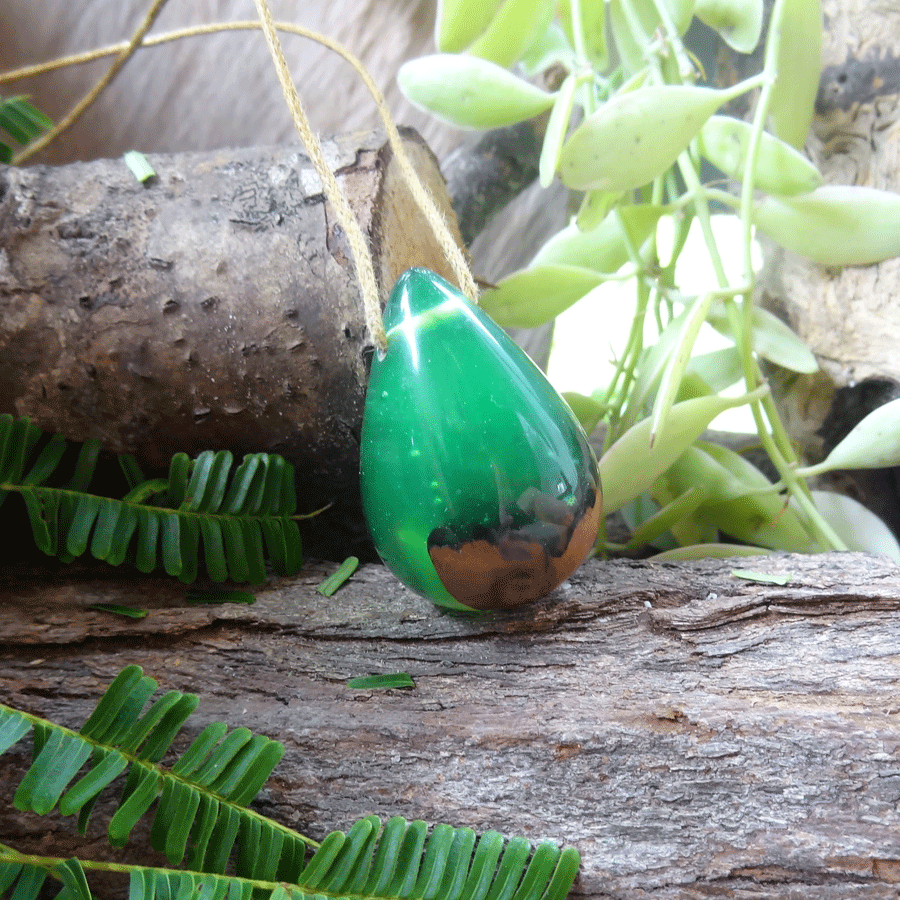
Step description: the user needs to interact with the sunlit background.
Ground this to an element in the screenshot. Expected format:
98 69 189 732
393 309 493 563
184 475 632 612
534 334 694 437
547 214 762 433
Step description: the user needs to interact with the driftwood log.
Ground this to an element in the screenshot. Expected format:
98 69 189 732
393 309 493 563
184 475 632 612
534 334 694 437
3 551 900 898
0 129 465 556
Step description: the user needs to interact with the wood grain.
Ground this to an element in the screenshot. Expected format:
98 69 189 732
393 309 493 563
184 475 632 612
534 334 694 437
3 552 900 897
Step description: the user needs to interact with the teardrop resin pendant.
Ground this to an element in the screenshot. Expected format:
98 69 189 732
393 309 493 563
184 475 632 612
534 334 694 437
360 268 601 610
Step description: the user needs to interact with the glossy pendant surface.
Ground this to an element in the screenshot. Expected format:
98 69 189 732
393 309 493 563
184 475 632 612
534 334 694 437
360 268 601 610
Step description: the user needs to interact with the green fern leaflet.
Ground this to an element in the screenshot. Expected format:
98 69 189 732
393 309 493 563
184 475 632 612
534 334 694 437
0 414 306 582
0 95 53 164
0 666 581 900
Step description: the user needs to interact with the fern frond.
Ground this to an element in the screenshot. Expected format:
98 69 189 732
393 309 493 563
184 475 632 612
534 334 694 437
0 415 306 583
0 666 309 877
290 815 581 900
1 824 579 900
1 667 580 900
0 857 50 900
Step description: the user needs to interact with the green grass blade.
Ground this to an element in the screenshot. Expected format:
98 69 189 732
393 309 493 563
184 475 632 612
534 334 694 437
203 804 242 875
341 815 383 895
252 821 284 881
184 450 216 510
89 497 123 561
128 868 153 900
282 519 303 575
260 454 285 515
317 557 359 596
537 846 580 900
184 793 220 872
222 518 250 582
242 456 268 516
240 519 266 583
89 676 159 747
222 455 261 514
150 779 200 865
3 862 47 900
2 417 41 485
209 734 284 804
203 450 234 512
123 477 169 504
361 816 407 896
118 690 185 754
228 738 285 806
0 413 14 472
13 728 65 810
0 861 23 893
235 817 261 878
25 732 93 814
280 460 297 515
483 836 530 900
78 665 148 739
259 518 287 573
118 452 144 489
0 105 30 145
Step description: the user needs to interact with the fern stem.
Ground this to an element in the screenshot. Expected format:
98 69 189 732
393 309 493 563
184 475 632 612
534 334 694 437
0 846 294 895
0 702 320 851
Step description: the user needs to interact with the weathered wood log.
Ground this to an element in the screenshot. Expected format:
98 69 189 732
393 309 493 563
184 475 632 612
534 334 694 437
3 551 900 898
0 129 464 556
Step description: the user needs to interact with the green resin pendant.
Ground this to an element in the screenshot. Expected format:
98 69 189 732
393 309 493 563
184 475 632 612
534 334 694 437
360 268 601 610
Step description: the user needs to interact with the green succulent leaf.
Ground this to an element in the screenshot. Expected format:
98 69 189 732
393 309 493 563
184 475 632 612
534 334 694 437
754 185 900 266
434 0 504 53
397 54 556 129
559 86 727 192
767 0 822 148
480 265 604 328
698 116 822 196
694 0 763 53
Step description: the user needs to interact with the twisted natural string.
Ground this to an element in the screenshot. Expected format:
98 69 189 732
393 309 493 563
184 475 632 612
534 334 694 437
12 0 170 164
2 7 480 349
252 0 478 355
253 0 389 353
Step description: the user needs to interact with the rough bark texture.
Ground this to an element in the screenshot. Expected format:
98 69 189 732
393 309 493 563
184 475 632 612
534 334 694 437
3 552 900 898
0 129 463 556
758 0 900 406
